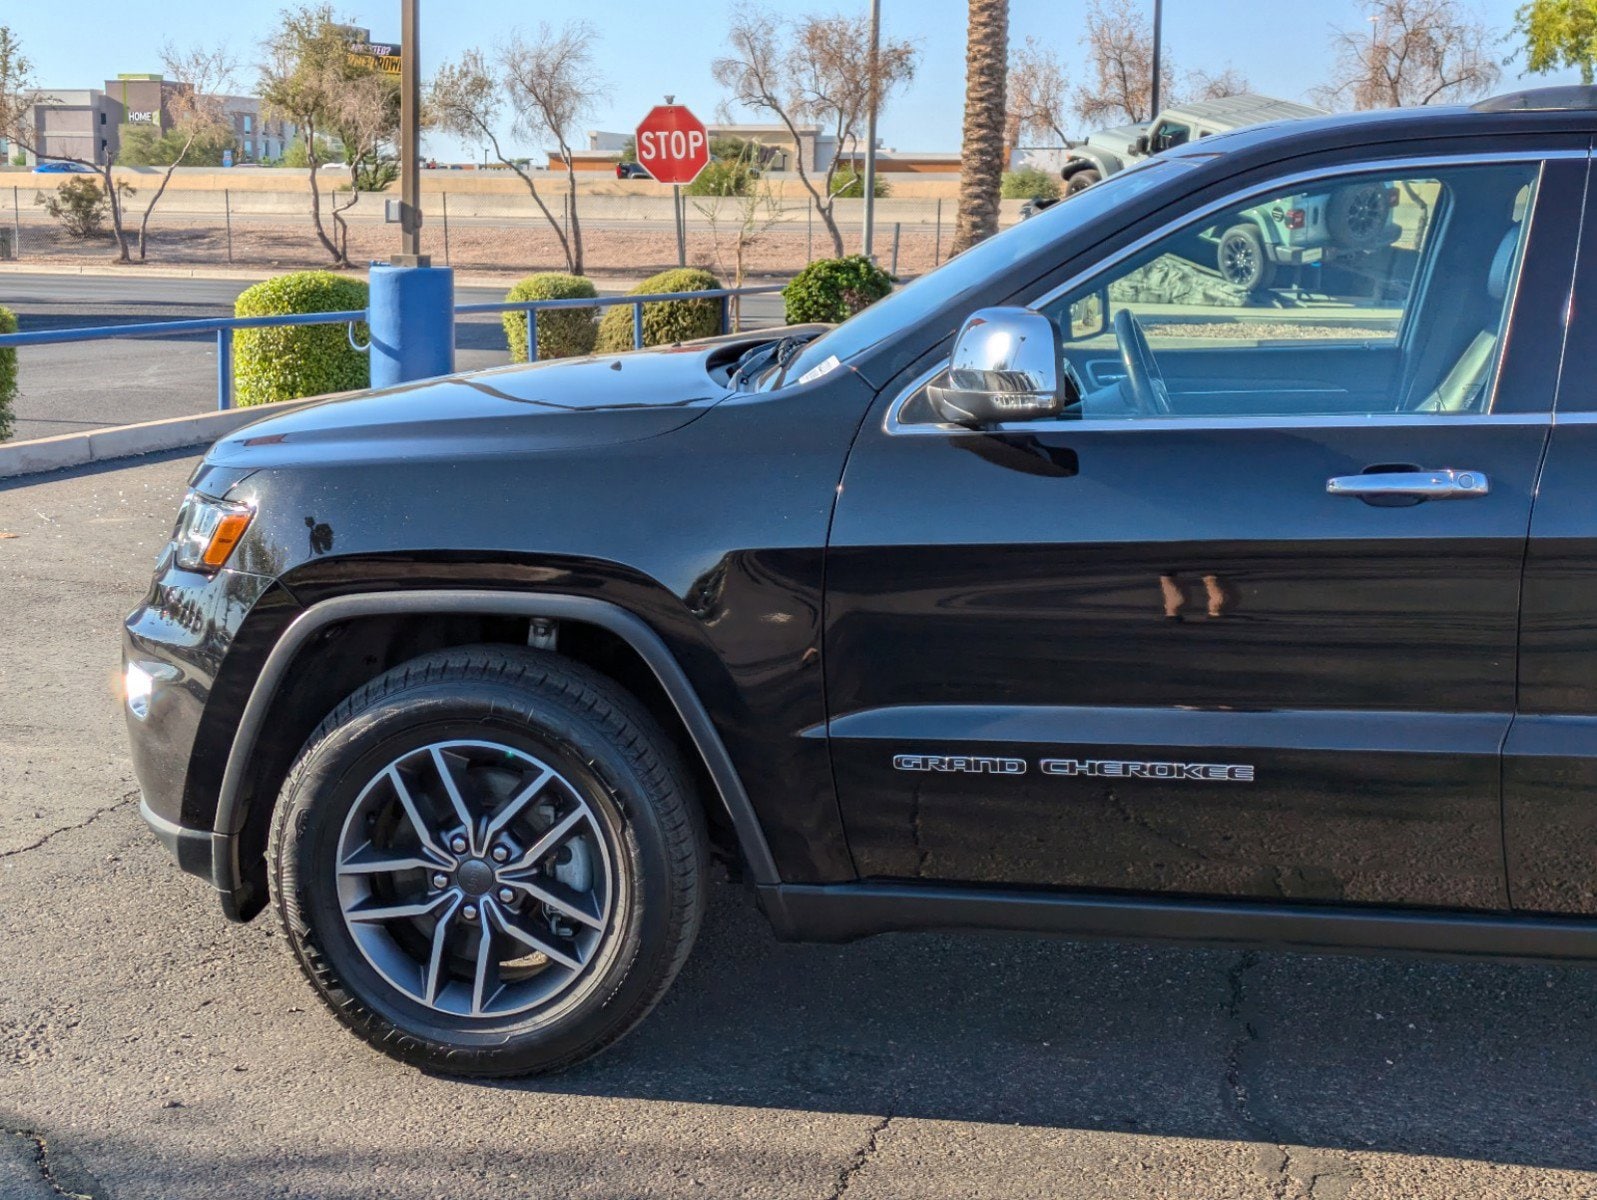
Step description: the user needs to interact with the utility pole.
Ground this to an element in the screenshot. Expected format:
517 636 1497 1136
1149 0 1164 119
397 0 425 264
861 0 881 259
369 0 453 392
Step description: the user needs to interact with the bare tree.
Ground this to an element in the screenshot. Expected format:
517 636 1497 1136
430 39 592 274
1008 35 1071 151
714 5 917 258
693 141 782 328
498 24 604 276
0 25 136 261
1186 66 1251 100
260 4 359 265
1074 0 1175 126
1318 0 1499 110
130 44 238 261
326 69 400 263
951 0 1008 254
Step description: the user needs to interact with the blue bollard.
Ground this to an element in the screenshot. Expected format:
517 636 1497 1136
368 262 455 389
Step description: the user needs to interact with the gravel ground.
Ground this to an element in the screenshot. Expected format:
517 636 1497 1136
7 216 947 278
2 455 1596 1200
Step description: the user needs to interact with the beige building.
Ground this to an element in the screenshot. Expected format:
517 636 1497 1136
16 74 293 165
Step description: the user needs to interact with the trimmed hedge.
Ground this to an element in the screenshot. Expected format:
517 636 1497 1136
234 271 369 407
782 255 894 324
0 305 14 442
595 268 722 353
503 273 599 363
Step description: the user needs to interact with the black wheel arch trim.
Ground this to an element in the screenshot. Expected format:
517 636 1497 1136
211 589 782 921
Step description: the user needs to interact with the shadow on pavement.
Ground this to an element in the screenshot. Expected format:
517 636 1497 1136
493 880 1597 1172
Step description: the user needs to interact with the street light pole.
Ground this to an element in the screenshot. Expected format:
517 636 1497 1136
861 0 880 260
397 0 425 264
1149 0 1164 119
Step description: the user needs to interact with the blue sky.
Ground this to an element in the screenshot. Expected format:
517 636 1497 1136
7 0 1577 161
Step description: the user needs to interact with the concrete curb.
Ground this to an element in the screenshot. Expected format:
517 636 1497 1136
0 400 318 481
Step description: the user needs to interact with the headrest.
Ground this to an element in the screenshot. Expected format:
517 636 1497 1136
1488 228 1519 303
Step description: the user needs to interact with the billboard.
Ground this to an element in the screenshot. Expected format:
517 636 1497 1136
346 41 402 76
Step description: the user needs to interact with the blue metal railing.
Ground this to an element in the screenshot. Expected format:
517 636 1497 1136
0 284 786 411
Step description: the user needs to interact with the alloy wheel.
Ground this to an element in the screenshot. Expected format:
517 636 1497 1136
334 739 617 1019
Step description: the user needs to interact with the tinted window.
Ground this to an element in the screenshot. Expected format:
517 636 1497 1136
1039 162 1537 419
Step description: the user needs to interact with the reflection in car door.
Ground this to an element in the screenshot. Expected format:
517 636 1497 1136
823 153 1585 912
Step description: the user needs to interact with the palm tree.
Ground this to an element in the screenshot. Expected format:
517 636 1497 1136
950 0 1009 255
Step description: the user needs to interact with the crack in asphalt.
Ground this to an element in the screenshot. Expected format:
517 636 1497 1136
1104 786 1215 863
1222 953 1362 1200
5 1129 100 1199
828 1115 891 1199
0 791 138 860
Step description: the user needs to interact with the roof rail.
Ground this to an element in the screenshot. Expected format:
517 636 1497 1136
1473 85 1597 112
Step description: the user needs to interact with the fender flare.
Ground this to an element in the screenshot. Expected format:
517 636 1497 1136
1061 153 1117 179
210 589 782 918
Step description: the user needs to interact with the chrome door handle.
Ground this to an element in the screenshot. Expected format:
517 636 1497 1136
1326 469 1490 500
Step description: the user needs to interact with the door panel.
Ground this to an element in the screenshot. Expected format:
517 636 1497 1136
826 420 1544 909
1069 343 1403 415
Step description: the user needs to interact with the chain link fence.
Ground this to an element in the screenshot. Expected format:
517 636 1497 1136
2 175 1018 278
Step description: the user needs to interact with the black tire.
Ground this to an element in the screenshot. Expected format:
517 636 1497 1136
269 645 708 1077
1066 168 1101 195
1326 183 1391 249
1217 224 1275 293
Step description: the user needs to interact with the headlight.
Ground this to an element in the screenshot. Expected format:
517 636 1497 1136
173 492 254 573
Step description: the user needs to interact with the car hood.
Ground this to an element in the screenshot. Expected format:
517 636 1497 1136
206 341 737 470
1083 121 1149 157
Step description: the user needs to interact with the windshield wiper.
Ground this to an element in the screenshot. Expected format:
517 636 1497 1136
729 339 782 390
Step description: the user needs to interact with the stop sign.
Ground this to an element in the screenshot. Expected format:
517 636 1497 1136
634 105 711 186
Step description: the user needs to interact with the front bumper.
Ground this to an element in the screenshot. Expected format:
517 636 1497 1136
124 561 281 892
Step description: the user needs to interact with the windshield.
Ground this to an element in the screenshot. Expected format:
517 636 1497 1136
774 158 1181 389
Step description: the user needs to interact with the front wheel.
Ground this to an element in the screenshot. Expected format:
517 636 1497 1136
270 646 708 1077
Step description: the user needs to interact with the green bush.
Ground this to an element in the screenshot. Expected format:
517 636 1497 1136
783 255 894 324
36 177 112 239
503 273 599 362
595 268 722 353
1001 167 1062 201
687 156 758 197
0 305 15 442
829 164 889 199
233 271 369 407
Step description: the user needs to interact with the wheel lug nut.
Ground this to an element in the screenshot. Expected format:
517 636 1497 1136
450 836 468 854
491 845 509 863
431 872 449 890
461 904 478 922
497 887 514 904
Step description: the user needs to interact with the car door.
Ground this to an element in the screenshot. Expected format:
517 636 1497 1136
825 152 1584 910
1507 153 1597 914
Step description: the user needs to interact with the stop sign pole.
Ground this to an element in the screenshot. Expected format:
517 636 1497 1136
636 98 712 268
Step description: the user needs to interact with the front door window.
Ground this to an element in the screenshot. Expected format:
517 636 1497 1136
1040 162 1537 420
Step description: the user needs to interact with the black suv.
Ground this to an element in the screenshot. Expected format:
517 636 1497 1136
127 88 1597 1076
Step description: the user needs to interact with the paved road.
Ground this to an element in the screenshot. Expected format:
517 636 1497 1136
0 273 787 443
2 454 1596 1199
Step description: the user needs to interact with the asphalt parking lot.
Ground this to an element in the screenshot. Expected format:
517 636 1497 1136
3 453 1597 1200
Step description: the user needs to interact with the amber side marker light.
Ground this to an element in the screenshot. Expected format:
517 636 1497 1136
173 494 255 573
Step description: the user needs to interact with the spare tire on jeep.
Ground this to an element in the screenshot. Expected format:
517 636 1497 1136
1326 183 1392 249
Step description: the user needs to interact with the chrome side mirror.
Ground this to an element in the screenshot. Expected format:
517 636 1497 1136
925 307 1064 424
